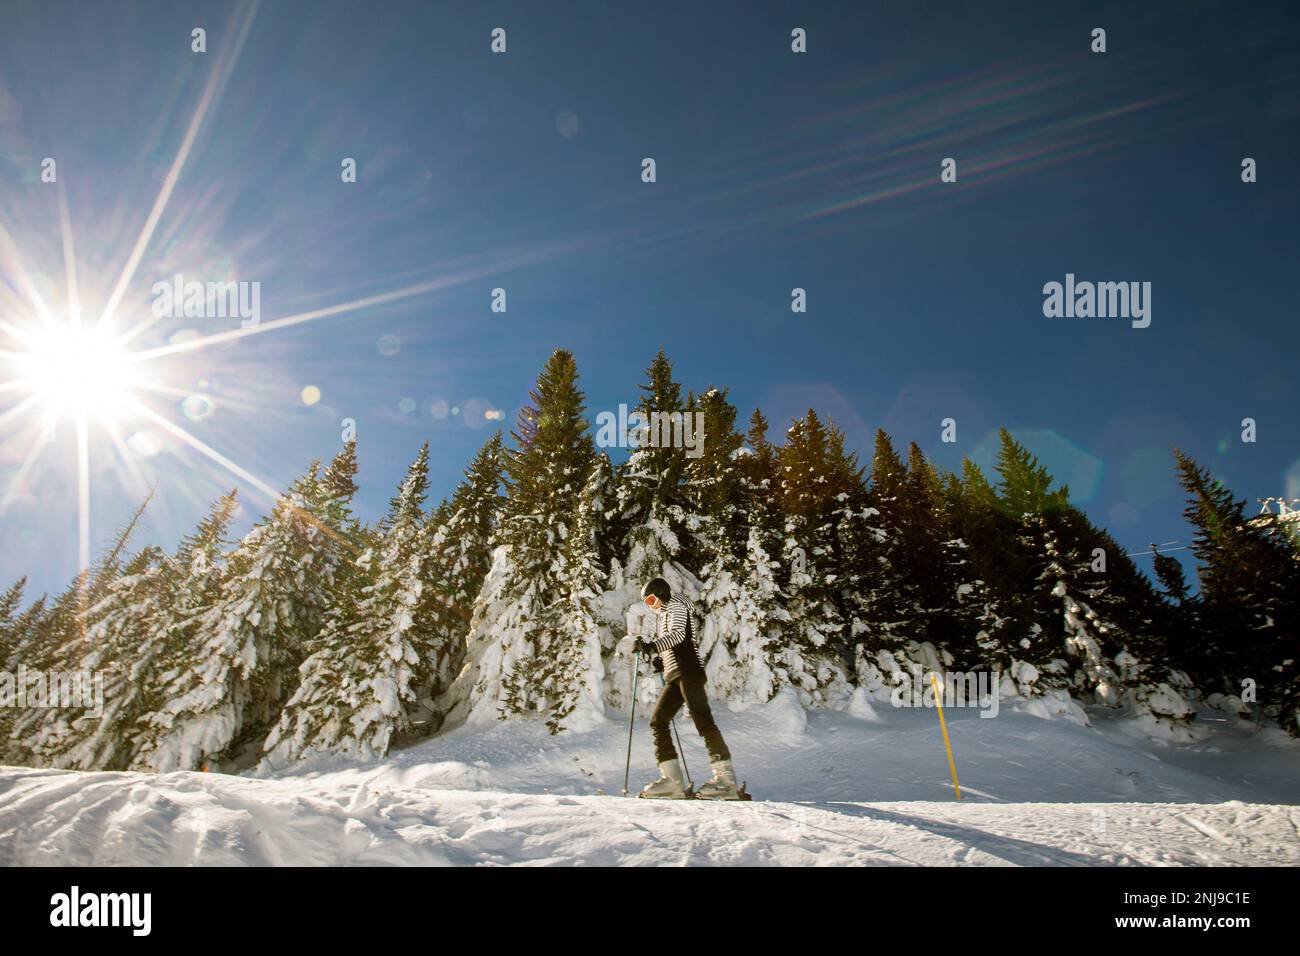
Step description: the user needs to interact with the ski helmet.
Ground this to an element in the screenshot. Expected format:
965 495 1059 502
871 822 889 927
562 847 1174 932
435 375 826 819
641 577 671 605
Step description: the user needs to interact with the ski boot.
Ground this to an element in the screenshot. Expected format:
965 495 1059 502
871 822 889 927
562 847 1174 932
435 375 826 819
693 757 748 800
638 758 690 799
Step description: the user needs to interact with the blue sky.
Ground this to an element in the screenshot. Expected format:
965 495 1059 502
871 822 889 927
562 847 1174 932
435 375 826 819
1 0 1297 597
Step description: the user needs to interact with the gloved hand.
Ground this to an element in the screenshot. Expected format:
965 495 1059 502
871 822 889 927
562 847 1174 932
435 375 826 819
634 640 664 673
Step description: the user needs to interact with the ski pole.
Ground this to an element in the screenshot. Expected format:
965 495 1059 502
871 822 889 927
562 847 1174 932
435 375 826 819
622 647 641 796
673 719 692 789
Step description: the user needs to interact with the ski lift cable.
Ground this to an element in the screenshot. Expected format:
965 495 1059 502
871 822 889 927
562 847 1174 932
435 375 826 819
1126 543 1194 558
1122 496 1298 559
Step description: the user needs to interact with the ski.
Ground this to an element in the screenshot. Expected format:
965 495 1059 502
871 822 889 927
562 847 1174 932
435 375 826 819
636 788 694 800
631 782 754 800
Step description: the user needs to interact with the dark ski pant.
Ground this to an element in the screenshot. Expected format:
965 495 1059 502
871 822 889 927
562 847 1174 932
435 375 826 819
650 672 731 765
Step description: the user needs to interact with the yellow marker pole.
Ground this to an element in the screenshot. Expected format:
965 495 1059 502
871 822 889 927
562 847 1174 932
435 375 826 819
931 672 961 800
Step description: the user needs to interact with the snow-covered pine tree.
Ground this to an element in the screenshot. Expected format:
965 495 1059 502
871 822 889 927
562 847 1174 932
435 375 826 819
850 429 922 696
681 387 742 532
262 445 433 765
699 522 784 704
834 491 892 697
0 577 27 675
681 388 739 604
687 391 780 703
1 576 84 764
156 490 241 666
421 432 505 726
135 445 361 772
0 590 45 760
990 428 1073 698
1039 519 1123 704
260 547 368 767
1152 544 1191 604
1175 449 1300 734
945 458 1021 672
898 443 971 665
1 591 43 676
428 497 451 536
28 546 168 769
773 409 858 707
613 349 692 583
3 493 153 766
739 409 779 514
987 430 1189 722
737 411 793 656
1042 506 1193 726
446 349 596 727
533 453 612 733
111 491 243 770
1149 541 1199 677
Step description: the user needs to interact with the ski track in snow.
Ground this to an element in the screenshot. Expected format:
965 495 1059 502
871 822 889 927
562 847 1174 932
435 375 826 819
2 694 1298 866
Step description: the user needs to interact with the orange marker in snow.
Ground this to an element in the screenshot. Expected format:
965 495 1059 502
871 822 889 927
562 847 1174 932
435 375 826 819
931 672 961 800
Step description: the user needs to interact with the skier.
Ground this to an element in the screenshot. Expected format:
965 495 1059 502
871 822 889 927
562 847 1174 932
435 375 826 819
635 577 741 799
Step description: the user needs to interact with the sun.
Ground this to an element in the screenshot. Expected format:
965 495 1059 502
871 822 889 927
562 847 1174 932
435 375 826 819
18 322 141 423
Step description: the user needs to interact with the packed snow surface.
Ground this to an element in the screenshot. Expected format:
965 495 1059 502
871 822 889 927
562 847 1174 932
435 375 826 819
2 692 1297 866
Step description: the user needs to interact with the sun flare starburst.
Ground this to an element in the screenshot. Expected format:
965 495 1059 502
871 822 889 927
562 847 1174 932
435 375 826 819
17 322 141 423
0 0 548 583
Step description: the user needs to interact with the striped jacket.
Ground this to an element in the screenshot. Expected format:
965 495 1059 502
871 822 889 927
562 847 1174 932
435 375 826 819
649 596 704 681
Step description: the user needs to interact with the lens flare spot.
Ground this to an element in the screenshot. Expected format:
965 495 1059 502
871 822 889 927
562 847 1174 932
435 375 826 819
181 394 214 421
555 109 580 138
461 398 495 427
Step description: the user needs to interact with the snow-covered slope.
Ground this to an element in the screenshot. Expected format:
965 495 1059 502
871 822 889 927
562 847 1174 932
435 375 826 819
2 692 1297 866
